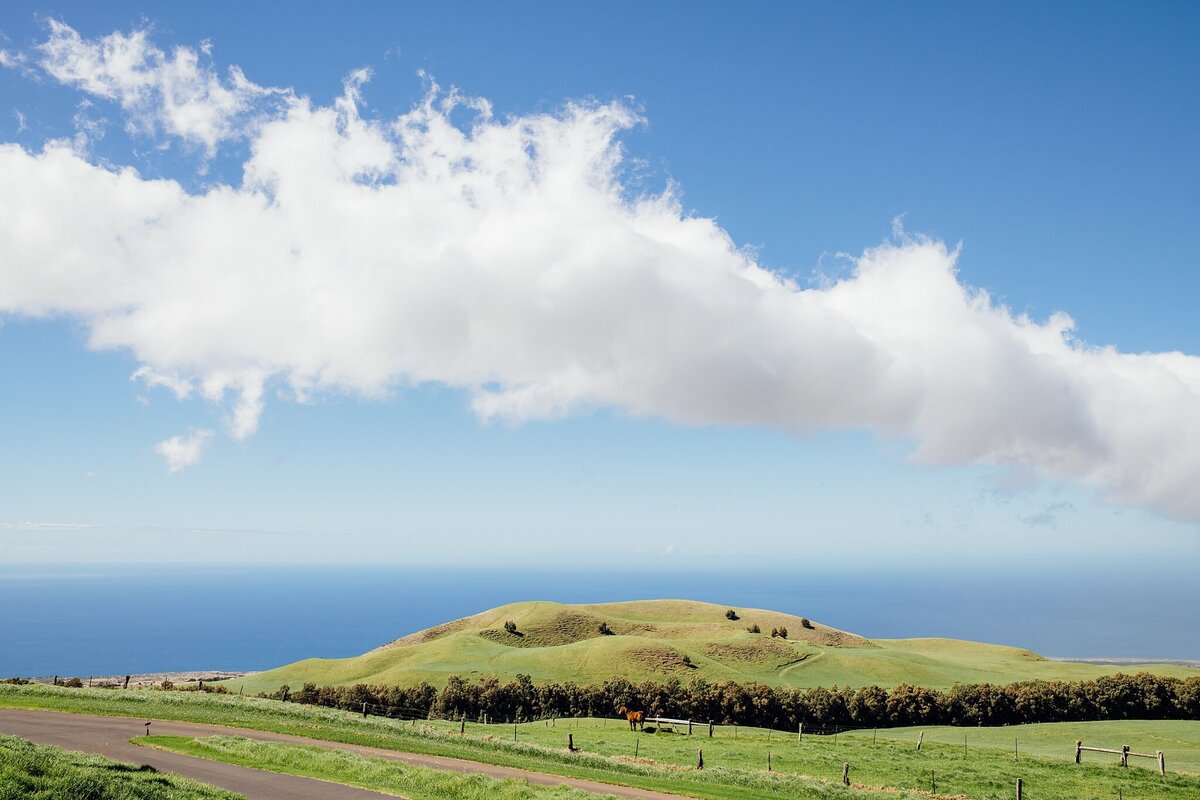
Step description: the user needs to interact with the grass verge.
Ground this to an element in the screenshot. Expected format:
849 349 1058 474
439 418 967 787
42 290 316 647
0 732 242 800
138 735 605 800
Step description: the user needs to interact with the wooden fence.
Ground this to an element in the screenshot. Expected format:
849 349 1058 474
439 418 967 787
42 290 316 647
1075 740 1166 775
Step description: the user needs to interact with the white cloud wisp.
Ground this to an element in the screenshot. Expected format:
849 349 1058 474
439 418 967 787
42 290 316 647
153 429 213 474
2 23 1199 515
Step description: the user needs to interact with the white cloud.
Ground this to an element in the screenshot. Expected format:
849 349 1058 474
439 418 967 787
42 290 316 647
153 429 213 473
0 49 25 69
1 23 1200 520
35 20 283 153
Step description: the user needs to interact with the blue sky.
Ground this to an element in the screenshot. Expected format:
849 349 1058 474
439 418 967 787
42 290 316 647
1 2 1198 566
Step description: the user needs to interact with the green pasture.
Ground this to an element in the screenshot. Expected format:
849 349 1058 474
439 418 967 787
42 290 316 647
845 719 1200 773
5 683 1200 799
228 599 1200 694
0 732 241 800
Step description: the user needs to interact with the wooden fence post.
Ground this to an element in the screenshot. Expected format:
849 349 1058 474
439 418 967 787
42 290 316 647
1075 740 1082 764
1158 750 1166 775
635 739 639 758
842 762 850 786
767 751 772 771
798 722 803 742
697 749 704 769
688 720 693 735
568 733 575 751
1016 777 1022 799
709 721 714 737
916 731 924 750
460 715 465 734
1121 745 1129 767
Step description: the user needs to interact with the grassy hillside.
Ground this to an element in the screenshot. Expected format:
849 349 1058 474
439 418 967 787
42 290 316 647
230 599 1200 695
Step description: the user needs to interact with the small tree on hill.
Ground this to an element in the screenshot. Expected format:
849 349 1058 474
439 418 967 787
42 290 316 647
725 609 739 620
800 617 814 629
504 620 518 634
747 623 761 634
778 626 788 639
770 627 779 638
598 622 613 635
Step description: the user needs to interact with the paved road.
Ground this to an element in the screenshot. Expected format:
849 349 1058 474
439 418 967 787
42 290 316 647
0 708 694 800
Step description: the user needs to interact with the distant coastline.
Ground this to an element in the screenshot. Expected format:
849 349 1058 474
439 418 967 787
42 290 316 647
31 671 253 689
1050 657 1200 669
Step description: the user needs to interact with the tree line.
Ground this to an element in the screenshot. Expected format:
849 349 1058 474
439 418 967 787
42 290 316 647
275 672 1200 729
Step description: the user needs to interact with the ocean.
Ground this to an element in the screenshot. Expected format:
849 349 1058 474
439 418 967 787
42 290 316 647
1 563 1196 677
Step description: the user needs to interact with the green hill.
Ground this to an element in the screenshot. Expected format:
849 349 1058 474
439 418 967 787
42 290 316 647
230 599 1200 696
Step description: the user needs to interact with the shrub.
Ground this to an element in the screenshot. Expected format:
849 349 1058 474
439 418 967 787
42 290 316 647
770 627 779 638
62 678 83 688
598 622 613 635
159 679 174 691
747 623 761 633
503 620 518 634
725 609 739 620
800 617 814 629
778 626 788 639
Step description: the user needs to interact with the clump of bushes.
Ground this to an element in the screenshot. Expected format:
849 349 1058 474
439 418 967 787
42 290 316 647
1 678 31 685
725 609 739 620
598 622 613 635
800 617 814 629
503 620 519 634
771 627 788 639
159 679 174 691
62 678 83 688
746 623 761 634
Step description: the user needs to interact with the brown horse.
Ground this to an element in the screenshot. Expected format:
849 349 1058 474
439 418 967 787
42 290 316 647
617 705 645 731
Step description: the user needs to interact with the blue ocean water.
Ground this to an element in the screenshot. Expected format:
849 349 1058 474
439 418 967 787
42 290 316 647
0 563 1196 677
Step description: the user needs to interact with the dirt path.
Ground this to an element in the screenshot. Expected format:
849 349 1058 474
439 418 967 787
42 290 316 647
0 708 697 800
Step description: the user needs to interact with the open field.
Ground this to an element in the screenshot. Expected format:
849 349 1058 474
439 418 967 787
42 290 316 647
845 720 1200 773
5 683 1200 799
228 600 1200 694
0 732 241 800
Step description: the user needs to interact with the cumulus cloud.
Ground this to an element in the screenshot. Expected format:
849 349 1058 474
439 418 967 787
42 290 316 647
35 20 283 153
153 429 213 473
2 22 1200 519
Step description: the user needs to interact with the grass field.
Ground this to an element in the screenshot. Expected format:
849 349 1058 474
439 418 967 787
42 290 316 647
0 732 241 800
5 683 1200 799
845 719 1200 773
138 735 599 800
229 600 1200 694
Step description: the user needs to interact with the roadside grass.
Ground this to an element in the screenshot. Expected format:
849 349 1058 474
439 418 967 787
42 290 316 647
6 684 1200 799
0 732 242 800
137 736 600 800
